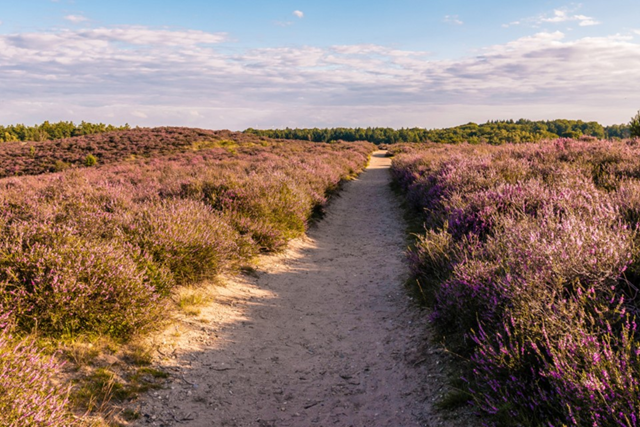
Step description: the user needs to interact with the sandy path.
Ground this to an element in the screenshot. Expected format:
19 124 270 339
134 151 466 427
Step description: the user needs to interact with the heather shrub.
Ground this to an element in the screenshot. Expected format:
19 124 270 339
0 226 161 338
616 180 640 227
0 127 241 178
0 331 78 426
444 177 607 240
470 290 640 426
432 258 506 343
216 175 314 251
392 138 640 424
123 198 247 288
408 226 456 282
448 177 633 341
537 314 640 426
0 137 373 340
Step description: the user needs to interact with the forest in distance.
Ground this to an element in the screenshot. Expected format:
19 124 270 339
246 119 632 145
0 121 130 143
0 118 634 145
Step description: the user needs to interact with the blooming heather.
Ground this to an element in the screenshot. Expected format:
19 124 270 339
392 139 640 425
0 130 374 422
0 329 77 426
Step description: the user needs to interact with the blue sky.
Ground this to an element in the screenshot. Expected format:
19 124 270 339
1 0 640 129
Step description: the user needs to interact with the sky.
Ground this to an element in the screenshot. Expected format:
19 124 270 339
1 1 640 130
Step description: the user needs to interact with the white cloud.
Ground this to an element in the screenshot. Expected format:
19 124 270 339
293 10 304 19
0 27 639 129
542 9 570 23
86 27 226 45
505 6 600 28
577 17 600 27
444 15 463 25
541 9 600 26
274 21 293 27
3 27 227 51
64 15 88 23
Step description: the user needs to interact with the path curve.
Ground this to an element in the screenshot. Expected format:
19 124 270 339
135 151 463 427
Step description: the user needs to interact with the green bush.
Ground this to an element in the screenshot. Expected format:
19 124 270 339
84 154 97 167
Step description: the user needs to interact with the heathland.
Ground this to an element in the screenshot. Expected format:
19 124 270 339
0 126 373 425
3 120 640 426
391 139 640 425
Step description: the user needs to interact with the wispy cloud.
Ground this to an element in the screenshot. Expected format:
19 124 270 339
541 9 600 26
444 15 464 25
3 26 227 49
64 15 89 23
0 26 638 128
293 10 304 19
504 6 600 28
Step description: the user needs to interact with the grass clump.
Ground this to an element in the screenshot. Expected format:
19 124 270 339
174 284 217 317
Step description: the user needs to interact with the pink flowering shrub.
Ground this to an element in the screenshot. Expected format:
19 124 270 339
0 132 373 424
0 135 373 340
122 199 247 288
392 139 640 425
0 127 257 178
0 226 161 337
0 328 78 426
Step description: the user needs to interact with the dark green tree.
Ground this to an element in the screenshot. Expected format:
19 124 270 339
630 111 640 138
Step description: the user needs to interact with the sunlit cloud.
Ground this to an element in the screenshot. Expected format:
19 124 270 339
293 10 304 19
0 27 638 129
504 6 600 28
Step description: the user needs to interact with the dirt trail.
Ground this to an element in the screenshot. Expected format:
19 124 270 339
134 151 468 427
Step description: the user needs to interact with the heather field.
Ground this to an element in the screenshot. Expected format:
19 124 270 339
0 129 373 425
0 127 277 178
391 139 640 426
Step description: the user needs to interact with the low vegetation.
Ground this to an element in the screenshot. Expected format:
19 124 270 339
0 325 79 427
391 138 640 425
0 127 288 178
0 129 374 424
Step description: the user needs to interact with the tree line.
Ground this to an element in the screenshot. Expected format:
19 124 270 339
0 121 130 143
245 119 632 145
2 117 636 145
